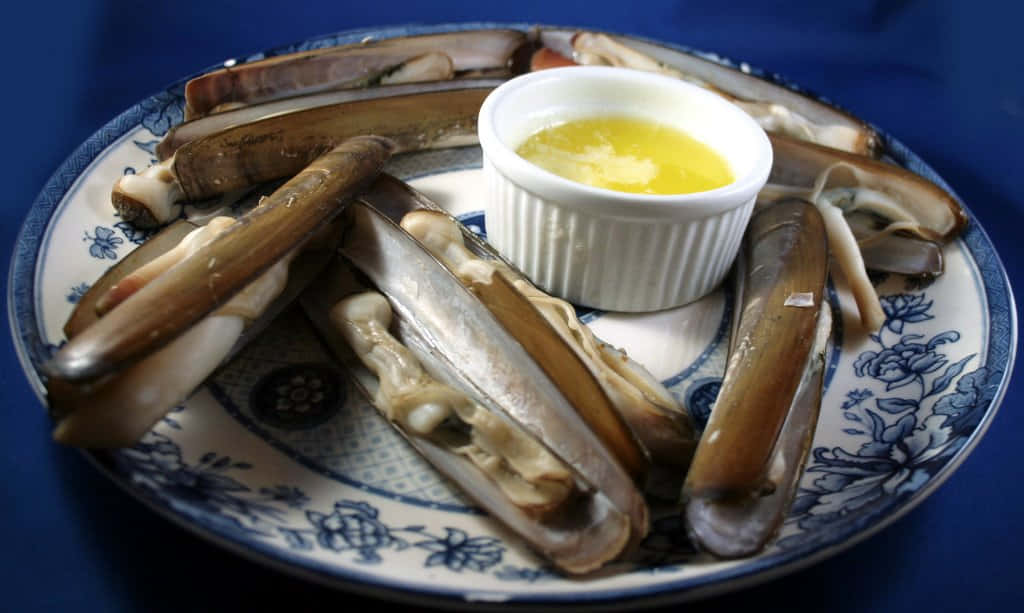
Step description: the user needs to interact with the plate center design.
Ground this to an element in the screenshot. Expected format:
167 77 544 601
209 308 477 511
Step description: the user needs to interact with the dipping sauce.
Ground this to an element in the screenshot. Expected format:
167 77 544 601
515 116 733 195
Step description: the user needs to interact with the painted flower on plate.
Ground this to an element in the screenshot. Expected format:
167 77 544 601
416 527 504 572
307 500 404 562
854 332 957 391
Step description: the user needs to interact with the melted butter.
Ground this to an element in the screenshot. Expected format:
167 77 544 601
516 116 733 195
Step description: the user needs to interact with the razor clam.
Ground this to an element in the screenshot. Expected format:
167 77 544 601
49 219 298 447
47 135 392 384
114 87 489 228
684 199 829 503
760 133 967 329
761 182 944 277
766 133 967 242
846 211 944 276
357 176 658 488
338 200 649 546
686 301 832 558
157 79 506 160
396 206 697 499
302 268 631 573
184 29 527 119
537 29 879 156
62 220 197 339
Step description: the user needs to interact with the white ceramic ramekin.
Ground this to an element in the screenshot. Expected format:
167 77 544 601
477 66 772 312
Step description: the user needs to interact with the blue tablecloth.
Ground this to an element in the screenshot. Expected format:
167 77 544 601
3 1 1021 610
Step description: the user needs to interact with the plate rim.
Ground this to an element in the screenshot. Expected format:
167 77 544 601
8 20 1019 608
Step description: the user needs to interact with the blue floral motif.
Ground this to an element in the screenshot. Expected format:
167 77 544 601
841 388 873 409
780 291 984 550
139 85 184 137
116 433 506 572
115 432 291 539
879 293 933 334
251 364 343 430
933 367 996 434
66 282 90 304
84 226 123 259
306 501 409 563
854 331 961 392
416 527 504 572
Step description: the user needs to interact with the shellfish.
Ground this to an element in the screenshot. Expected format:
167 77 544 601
759 133 968 330
534 29 881 157
50 26 977 568
114 87 491 228
683 198 832 557
358 175 697 498
45 136 393 444
183 29 529 119
301 217 648 572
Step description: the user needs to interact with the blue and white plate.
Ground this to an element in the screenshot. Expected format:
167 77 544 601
8 23 1017 608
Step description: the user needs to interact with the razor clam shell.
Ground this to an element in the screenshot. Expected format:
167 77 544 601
684 199 829 501
758 186 946 277
686 303 831 558
49 244 335 443
858 236 943 276
172 87 490 202
158 79 506 160
768 133 968 242
538 29 879 156
300 260 632 574
63 220 197 339
846 210 945 276
72 185 288 334
358 175 657 488
45 136 391 384
184 29 527 119
340 201 649 545
365 175 698 498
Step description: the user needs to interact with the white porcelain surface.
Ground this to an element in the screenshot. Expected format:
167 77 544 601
477 66 772 311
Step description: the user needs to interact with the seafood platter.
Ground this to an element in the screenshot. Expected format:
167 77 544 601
8 23 1016 607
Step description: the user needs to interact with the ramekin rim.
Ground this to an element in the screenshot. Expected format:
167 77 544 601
477 66 772 219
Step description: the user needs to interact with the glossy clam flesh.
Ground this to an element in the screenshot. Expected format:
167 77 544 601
45 136 393 446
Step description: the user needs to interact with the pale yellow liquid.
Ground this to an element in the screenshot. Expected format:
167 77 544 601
515 116 733 195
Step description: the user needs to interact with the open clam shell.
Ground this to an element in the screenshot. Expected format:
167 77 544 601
302 261 634 574
337 200 650 549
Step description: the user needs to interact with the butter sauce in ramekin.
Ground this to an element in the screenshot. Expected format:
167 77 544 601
477 66 772 312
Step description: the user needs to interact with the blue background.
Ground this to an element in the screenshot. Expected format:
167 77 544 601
2 1 1021 610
